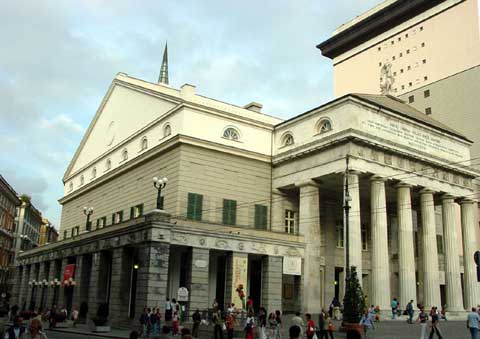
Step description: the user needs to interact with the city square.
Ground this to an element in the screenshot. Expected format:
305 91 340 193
1 0 480 338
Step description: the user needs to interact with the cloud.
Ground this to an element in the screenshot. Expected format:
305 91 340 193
40 114 85 135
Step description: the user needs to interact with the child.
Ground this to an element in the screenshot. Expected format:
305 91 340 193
172 311 180 336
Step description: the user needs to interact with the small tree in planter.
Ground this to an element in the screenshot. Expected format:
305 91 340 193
342 267 365 334
92 303 110 332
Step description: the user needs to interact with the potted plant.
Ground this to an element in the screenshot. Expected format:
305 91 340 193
342 267 365 335
92 303 110 332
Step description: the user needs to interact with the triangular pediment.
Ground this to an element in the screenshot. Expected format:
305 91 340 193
63 77 180 180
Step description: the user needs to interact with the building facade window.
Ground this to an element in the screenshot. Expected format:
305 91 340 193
254 204 268 230
164 124 172 137
141 137 148 151
336 222 344 248
69 182 73 192
96 216 107 229
222 127 240 141
282 133 294 146
408 95 414 103
112 211 123 224
63 230 68 239
424 89 430 98
317 118 332 133
187 193 203 221
130 204 144 218
92 167 97 179
222 199 237 225
106 159 111 170
80 175 84 186
436 235 444 254
361 224 368 250
284 210 297 234
121 149 128 161
425 107 432 115
422 59 426 64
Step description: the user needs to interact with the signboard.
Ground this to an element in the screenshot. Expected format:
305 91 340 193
177 287 189 302
231 255 248 309
63 264 75 282
283 256 302 276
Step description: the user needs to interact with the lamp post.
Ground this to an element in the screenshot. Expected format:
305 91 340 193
153 177 168 210
83 207 94 231
343 155 352 282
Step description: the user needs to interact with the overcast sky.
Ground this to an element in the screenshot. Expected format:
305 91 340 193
0 0 386 227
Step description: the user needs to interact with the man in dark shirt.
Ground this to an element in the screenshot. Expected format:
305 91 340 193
429 307 444 339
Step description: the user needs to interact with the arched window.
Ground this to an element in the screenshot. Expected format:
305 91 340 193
164 124 172 137
80 175 85 186
106 159 112 170
222 127 240 141
69 182 73 192
141 137 148 151
282 133 294 146
317 118 332 134
122 148 128 161
92 167 97 179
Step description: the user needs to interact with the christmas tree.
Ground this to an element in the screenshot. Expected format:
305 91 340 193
343 266 365 323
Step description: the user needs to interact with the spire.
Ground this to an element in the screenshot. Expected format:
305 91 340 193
158 42 169 85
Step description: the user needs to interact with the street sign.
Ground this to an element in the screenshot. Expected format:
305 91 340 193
474 251 480 265
177 287 189 302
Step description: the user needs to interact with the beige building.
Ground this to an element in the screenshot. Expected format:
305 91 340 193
13 61 480 322
318 0 480 98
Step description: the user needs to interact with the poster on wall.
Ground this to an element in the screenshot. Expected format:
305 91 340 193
231 256 248 310
283 256 301 276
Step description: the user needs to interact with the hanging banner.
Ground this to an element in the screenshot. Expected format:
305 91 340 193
63 264 76 284
231 255 248 310
283 256 302 275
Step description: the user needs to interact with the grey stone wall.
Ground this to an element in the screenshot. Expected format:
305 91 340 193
188 247 210 315
261 255 283 313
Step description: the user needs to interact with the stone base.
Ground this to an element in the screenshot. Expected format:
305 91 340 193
93 325 111 333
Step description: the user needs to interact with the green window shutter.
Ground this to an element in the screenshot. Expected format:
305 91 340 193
111 214 115 224
187 193 203 221
195 194 203 221
119 211 123 222
130 207 134 219
138 204 144 217
187 193 195 220
255 205 267 229
223 199 237 225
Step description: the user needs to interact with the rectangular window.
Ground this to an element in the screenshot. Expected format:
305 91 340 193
361 224 368 250
187 193 203 221
112 211 123 224
424 76 428 81
407 65 411 70
336 222 344 248
254 205 268 229
423 59 426 64
424 89 430 98
406 49 410 54
400 69 404 73
130 204 144 219
401 85 405 90
379 62 382 67
408 95 414 103
436 235 444 254
425 107 432 115
399 52 403 57
421 42 425 47
63 230 68 239
392 56 396 61
222 199 237 225
420 26 423 31
284 210 297 234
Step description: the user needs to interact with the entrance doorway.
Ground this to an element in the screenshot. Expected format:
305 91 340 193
216 256 226 311
248 256 262 312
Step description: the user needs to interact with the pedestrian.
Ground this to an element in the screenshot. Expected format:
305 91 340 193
268 312 277 339
391 298 398 319
150 308 158 336
291 312 305 335
416 306 429 339
245 311 255 339
172 311 180 336
227 303 235 314
192 309 201 338
333 299 341 321
289 325 301 339
328 300 334 318
247 296 254 314
429 307 444 339
226 311 236 339
305 313 316 339
324 313 334 339
19 319 46 339
47 305 56 330
327 318 335 339
440 305 447 321
71 306 79 328
406 300 414 324
4 316 26 339
258 307 267 339
139 307 150 338
360 309 374 338
213 309 224 339
212 299 219 312
274 310 283 339
467 307 480 339
165 298 172 322
318 312 326 339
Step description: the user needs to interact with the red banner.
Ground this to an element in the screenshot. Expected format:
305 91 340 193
63 264 75 283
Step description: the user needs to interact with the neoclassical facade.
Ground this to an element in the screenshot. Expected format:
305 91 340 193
13 73 479 322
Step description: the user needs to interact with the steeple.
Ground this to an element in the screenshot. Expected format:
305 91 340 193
158 42 169 85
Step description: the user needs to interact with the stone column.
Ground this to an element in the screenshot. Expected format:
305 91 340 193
370 176 391 310
19 265 30 309
261 255 283 313
110 248 129 323
88 253 102 319
396 183 417 308
460 199 480 310
271 189 286 233
298 182 322 315
135 242 170 317
57 258 68 309
441 195 464 312
45 261 57 308
189 247 210 316
35 262 46 309
420 189 441 309
12 266 23 305
72 255 85 309
345 171 362 280
27 264 39 310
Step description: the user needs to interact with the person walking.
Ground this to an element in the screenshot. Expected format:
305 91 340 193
467 307 480 339
258 307 267 339
192 309 201 338
318 312 326 339
71 306 79 328
429 307 444 339
225 311 236 339
139 308 150 338
305 314 316 339
165 298 172 322
172 311 180 336
4 316 26 339
406 300 414 324
416 306 429 339
391 298 399 319
268 312 278 339
245 311 255 339
19 319 47 339
274 310 283 339
291 312 304 335
325 313 334 339
360 309 374 338
213 309 224 339
150 308 160 336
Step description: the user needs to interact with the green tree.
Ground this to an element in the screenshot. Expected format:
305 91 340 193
343 266 365 323
19 194 31 203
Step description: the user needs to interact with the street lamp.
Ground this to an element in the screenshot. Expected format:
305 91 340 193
83 207 94 231
152 177 168 210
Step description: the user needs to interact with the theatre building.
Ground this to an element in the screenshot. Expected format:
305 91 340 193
13 69 480 321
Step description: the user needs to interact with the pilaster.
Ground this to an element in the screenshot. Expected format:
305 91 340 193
109 248 129 323
261 255 283 313
189 247 210 316
441 195 464 311
57 258 68 309
345 172 362 280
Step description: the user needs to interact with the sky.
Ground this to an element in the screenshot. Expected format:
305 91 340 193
0 0 385 227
